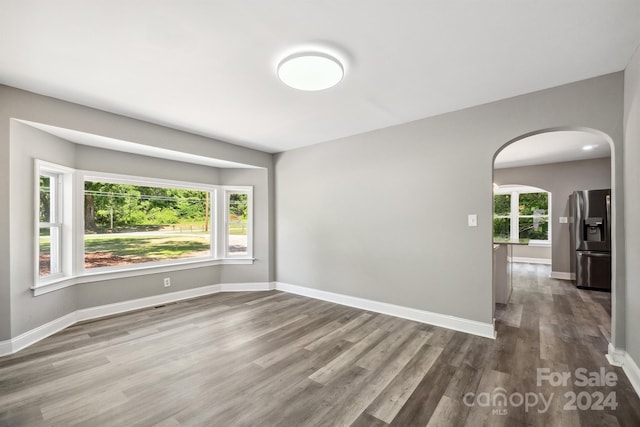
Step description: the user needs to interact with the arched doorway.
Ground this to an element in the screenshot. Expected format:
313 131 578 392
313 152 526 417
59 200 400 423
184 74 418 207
491 127 619 356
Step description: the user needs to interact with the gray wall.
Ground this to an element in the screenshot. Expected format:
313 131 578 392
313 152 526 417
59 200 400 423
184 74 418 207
494 157 612 274
0 85 273 340
624 46 640 364
275 73 625 329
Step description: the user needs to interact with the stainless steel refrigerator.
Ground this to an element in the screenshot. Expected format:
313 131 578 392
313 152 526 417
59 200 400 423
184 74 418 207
569 189 611 291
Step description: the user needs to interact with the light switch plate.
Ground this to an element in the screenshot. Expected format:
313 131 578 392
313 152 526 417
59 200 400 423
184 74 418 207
468 214 478 227
559 217 568 224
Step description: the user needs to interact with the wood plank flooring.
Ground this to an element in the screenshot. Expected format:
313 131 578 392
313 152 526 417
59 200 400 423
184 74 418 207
1 263 639 426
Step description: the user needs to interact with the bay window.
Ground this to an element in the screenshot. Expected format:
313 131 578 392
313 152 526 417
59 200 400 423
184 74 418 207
34 160 253 291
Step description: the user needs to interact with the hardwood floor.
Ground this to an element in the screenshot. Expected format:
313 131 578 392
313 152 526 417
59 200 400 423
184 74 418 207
1 264 639 426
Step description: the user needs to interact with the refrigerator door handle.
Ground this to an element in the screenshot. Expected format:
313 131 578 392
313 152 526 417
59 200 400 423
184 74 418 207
578 251 610 257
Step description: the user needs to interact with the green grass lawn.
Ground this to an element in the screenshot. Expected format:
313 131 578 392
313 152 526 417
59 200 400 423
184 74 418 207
39 237 51 255
229 224 248 235
84 234 210 258
40 229 245 268
40 233 210 260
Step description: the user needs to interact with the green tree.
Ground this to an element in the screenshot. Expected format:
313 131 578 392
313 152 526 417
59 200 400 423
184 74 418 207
84 181 209 231
39 176 51 222
493 194 511 216
519 192 548 215
229 193 248 220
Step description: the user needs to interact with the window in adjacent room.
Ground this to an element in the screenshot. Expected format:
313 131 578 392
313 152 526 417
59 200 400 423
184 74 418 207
493 193 511 241
517 191 549 241
493 186 550 242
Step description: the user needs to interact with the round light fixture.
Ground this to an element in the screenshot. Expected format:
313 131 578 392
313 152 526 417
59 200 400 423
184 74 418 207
277 53 344 91
583 144 596 151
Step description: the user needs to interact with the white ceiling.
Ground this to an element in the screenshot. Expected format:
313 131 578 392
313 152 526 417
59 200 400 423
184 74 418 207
494 130 611 169
1 1 640 154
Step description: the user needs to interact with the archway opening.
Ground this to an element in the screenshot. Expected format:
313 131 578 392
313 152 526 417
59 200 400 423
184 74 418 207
491 128 616 353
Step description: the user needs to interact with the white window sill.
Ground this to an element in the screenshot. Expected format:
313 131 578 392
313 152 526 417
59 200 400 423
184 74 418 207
32 257 255 296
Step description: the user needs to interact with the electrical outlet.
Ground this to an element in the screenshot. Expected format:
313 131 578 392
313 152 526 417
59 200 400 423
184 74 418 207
163 277 171 287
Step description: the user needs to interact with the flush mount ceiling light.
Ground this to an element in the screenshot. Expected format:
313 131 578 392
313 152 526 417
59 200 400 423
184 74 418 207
277 53 344 91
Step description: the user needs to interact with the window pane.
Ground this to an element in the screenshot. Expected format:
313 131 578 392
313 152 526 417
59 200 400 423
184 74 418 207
493 194 511 216
519 217 549 240
39 175 51 222
493 218 511 241
39 227 51 277
228 224 248 255
84 181 211 269
39 227 60 276
228 193 248 255
518 192 548 215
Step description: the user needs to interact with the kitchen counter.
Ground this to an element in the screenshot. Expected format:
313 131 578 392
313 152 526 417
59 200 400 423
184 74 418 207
493 243 512 304
493 239 530 245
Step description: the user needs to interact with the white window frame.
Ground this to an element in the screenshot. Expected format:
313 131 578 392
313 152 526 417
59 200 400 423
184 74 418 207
33 161 254 295
494 186 551 244
493 193 513 240
35 160 74 284
81 171 219 273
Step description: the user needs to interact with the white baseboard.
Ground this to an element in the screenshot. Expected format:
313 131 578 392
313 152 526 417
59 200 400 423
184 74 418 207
76 283 221 322
219 282 273 292
75 282 272 322
607 343 626 366
509 257 551 265
624 352 640 398
273 282 495 339
1 312 77 356
0 340 10 356
550 271 575 280
607 344 640 398
0 282 270 357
